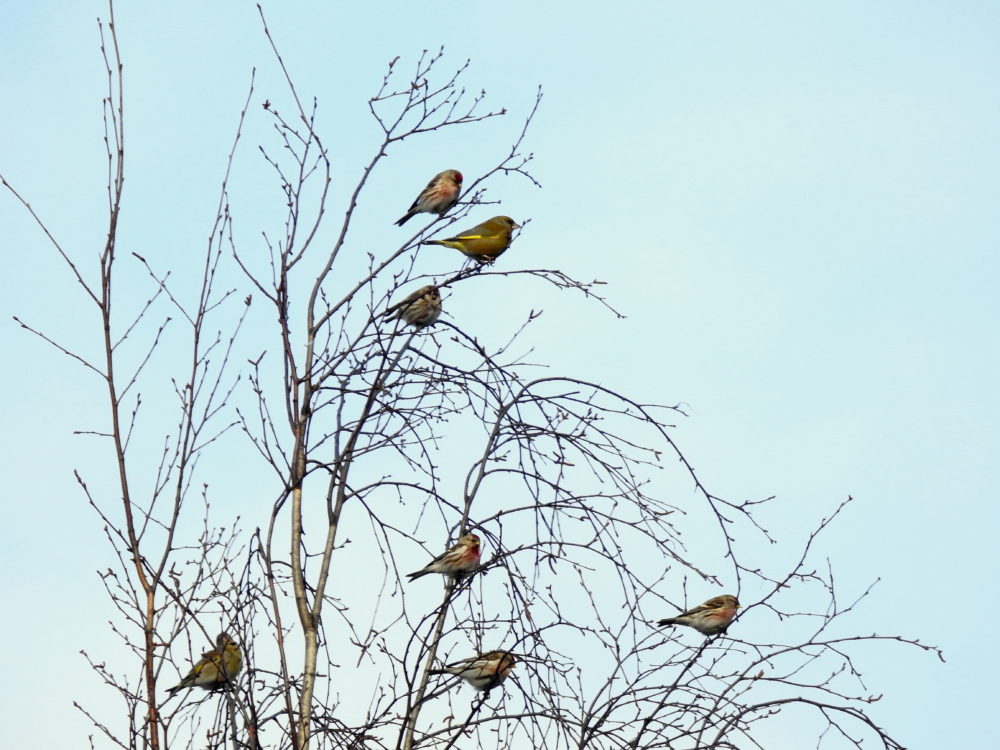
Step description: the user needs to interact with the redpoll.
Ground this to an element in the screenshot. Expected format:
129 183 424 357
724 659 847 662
395 169 463 226
657 595 740 636
430 650 516 693
407 533 481 581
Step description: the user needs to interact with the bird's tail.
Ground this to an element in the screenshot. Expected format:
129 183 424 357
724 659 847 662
657 618 678 627
406 570 429 581
395 212 415 226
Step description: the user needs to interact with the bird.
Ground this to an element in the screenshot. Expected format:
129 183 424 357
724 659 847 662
430 650 516 693
395 169 463 226
657 595 741 636
407 533 481 581
385 285 442 329
166 632 243 696
422 216 520 263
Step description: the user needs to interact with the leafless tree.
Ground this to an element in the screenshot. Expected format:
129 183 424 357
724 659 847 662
2 4 941 750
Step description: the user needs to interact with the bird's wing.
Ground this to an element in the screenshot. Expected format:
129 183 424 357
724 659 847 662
194 654 222 683
446 655 480 670
386 289 428 315
385 296 414 314
678 603 711 617
408 180 436 207
700 596 730 610
430 544 461 565
450 230 490 241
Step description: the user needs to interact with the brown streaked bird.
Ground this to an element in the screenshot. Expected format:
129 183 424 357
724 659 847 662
430 650 516 693
422 215 520 263
395 169 463 226
407 533 481 581
385 285 442 329
657 595 741 636
167 632 243 696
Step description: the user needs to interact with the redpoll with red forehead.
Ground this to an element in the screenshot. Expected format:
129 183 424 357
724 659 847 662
430 650 516 693
657 595 740 636
407 533 481 581
395 169 463 226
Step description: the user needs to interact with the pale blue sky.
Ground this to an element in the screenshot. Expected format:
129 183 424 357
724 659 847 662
2 1 998 747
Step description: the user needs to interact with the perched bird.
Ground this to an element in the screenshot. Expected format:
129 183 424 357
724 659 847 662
657 595 741 636
385 285 442 329
430 650 516 693
422 216 520 263
407 533 481 581
395 169 463 226
166 632 243 696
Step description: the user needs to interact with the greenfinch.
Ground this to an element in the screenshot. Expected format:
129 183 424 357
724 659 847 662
422 216 520 263
167 632 243 695
407 533 481 581
395 169 463 226
657 595 740 636
384 285 442 329
430 650 516 693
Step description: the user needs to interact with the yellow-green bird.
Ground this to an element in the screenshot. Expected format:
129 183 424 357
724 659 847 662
167 632 243 696
422 216 520 263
